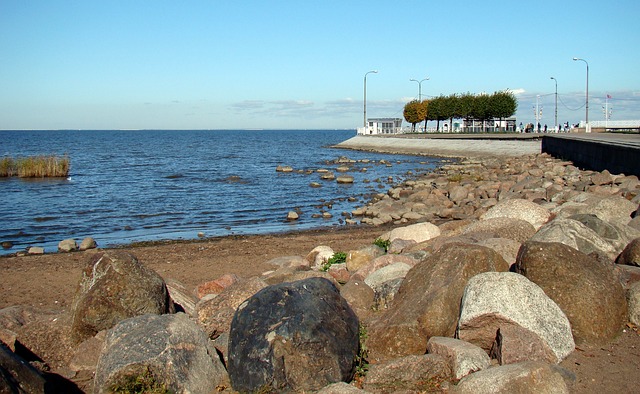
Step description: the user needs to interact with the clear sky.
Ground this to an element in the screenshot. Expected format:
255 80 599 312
1 1 639 130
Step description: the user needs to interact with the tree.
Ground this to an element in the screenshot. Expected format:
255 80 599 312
403 100 427 132
456 93 474 132
490 90 518 131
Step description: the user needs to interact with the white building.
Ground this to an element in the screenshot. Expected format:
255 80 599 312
357 118 403 135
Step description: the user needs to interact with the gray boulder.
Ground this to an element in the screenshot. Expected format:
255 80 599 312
480 198 551 230
453 361 570 393
457 272 574 363
427 336 490 380
93 313 227 394
515 241 628 345
362 354 452 393
227 277 359 393
462 217 536 243
366 243 508 363
379 222 441 244
529 218 618 261
569 214 640 254
70 251 173 343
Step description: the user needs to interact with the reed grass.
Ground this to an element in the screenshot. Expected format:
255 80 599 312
0 155 70 178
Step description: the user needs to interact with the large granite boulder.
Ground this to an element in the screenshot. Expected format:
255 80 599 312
457 272 574 363
70 251 173 343
366 243 509 363
529 218 618 261
93 313 227 394
453 361 570 393
514 241 628 345
227 277 359 393
480 199 551 230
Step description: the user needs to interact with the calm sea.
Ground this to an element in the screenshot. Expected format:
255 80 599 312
0 129 442 255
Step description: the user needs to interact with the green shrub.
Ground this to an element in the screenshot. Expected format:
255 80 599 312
109 368 169 394
354 324 369 379
321 251 347 271
373 238 390 252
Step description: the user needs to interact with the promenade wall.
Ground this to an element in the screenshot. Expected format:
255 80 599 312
542 135 640 177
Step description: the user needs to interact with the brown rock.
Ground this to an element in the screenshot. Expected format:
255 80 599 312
196 277 267 339
340 279 375 321
366 243 508 362
70 251 173 343
514 241 628 345
490 325 557 365
345 245 385 272
362 354 452 393
617 237 640 267
196 273 240 299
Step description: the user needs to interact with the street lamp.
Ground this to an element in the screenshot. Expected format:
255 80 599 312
363 70 378 129
550 77 558 130
409 77 429 101
573 57 589 132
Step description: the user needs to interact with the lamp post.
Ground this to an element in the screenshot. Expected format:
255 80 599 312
573 57 589 132
409 77 429 101
550 77 558 131
363 70 378 130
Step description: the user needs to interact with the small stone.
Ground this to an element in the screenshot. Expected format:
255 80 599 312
58 238 78 253
287 211 299 221
27 246 45 255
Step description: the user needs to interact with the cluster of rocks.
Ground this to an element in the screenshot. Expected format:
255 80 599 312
277 156 419 221
5 237 98 256
2 152 640 393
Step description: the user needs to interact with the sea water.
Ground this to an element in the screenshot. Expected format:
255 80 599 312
0 129 442 254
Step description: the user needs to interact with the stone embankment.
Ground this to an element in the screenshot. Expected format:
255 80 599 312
2 151 640 393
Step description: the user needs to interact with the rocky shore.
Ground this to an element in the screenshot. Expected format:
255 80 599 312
1 140 640 393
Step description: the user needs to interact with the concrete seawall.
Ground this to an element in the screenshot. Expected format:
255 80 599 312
334 135 542 158
542 134 640 177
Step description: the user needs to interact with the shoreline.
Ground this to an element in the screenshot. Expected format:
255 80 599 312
1 136 539 258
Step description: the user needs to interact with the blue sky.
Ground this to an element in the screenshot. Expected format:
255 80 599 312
1 1 639 130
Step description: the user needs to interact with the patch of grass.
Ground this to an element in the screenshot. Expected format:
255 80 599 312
354 324 369 380
447 173 463 182
321 251 347 271
373 238 390 253
0 155 70 178
109 368 169 394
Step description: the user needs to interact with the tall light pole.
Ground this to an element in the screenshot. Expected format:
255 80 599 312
363 70 378 129
550 77 558 130
409 77 429 101
573 57 589 132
